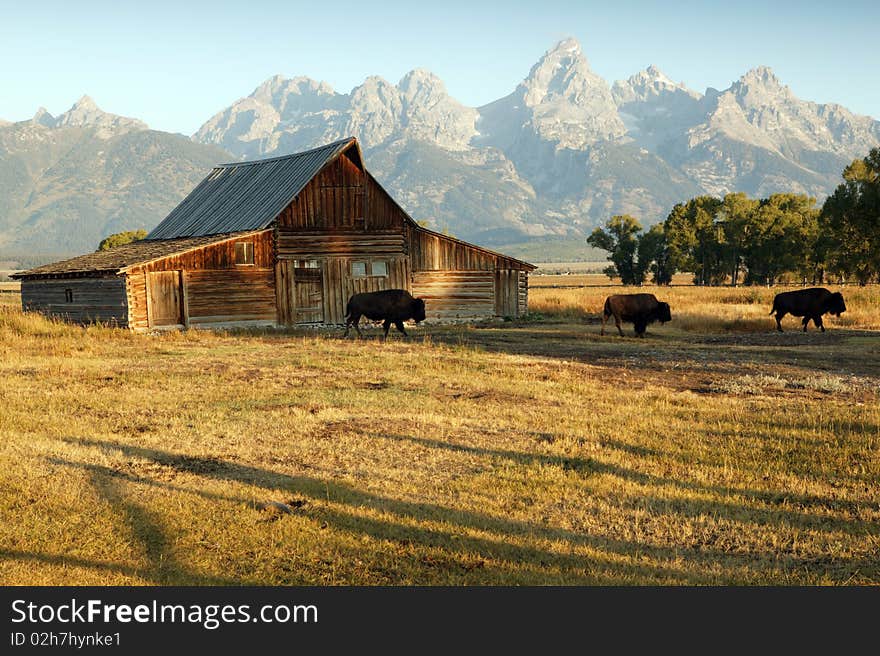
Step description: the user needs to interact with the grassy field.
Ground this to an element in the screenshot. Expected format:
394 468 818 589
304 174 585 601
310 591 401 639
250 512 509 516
1 282 878 585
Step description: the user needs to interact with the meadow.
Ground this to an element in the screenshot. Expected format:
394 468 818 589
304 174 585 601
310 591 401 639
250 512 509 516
0 279 878 585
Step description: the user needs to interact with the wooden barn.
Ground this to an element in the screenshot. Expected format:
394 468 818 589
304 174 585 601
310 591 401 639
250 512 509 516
14 137 535 330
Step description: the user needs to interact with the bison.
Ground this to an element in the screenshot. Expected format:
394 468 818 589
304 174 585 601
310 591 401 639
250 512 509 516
344 289 426 339
770 287 846 332
601 293 672 338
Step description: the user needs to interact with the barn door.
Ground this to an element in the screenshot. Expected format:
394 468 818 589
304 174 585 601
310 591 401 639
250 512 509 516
294 261 324 324
147 270 184 327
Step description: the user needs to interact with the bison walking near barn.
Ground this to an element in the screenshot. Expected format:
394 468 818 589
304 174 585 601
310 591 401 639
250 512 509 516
344 289 426 339
601 293 672 338
770 288 846 332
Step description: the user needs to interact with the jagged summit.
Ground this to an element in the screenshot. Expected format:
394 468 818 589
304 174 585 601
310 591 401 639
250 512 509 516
32 107 55 127
50 96 147 136
739 65 781 86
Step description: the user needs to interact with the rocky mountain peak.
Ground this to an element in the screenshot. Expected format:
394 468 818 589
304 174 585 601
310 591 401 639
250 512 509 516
521 37 596 104
32 107 55 127
52 96 147 137
612 65 701 106
740 65 781 87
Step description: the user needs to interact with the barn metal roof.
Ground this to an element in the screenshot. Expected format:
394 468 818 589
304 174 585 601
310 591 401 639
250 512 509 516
145 137 359 240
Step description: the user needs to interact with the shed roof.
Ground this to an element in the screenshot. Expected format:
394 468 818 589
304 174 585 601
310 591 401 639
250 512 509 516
12 231 266 279
146 137 360 240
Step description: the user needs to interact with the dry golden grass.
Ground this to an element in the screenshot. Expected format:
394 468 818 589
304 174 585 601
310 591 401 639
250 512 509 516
1 286 878 586
530 277 880 333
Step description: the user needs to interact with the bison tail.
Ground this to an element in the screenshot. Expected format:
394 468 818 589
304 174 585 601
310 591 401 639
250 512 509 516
602 297 611 317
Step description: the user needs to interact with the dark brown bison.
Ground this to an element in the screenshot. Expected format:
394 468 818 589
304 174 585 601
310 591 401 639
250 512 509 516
601 293 672 338
344 289 426 339
770 287 846 332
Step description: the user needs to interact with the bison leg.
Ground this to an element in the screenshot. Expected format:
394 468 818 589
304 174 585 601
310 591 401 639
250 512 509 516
344 315 362 338
802 316 810 332
775 311 785 332
634 321 647 338
814 315 825 332
600 312 609 336
394 320 408 337
382 319 392 340
615 315 624 337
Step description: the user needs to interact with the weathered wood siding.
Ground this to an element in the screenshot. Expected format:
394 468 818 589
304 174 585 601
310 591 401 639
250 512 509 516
518 271 529 315
277 156 409 233
21 277 128 326
277 254 409 325
405 224 531 273
495 269 524 318
411 271 495 321
276 232 405 257
408 227 495 271
185 269 275 326
126 273 149 330
126 231 276 329
130 231 274 273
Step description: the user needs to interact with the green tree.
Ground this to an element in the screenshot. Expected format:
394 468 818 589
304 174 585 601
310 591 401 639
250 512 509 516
587 215 645 285
741 194 819 286
717 192 760 286
663 196 724 285
98 229 147 251
820 148 880 284
637 224 675 285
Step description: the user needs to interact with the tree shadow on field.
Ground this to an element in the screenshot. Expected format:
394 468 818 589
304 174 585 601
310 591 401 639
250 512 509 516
51 436 875 584
26 457 242 585
379 433 879 538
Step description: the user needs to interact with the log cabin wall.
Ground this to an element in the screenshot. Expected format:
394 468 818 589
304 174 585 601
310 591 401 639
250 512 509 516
126 231 276 330
411 271 495 321
405 223 531 320
21 277 128 326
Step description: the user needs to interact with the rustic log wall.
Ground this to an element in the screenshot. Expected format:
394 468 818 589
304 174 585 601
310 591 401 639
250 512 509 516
495 269 523 318
411 271 495 321
518 271 529 316
124 231 276 329
126 273 149 330
185 269 275 326
276 232 405 257
21 277 128 326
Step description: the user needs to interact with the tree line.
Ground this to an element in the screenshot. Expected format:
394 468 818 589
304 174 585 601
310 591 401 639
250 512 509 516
589 148 880 286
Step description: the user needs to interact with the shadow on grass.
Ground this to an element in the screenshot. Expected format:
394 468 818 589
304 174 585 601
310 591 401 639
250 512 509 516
46 435 877 585
378 433 879 536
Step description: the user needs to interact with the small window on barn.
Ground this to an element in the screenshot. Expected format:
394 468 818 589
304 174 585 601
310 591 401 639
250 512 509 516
371 260 388 277
235 242 254 265
64 288 74 303
295 260 319 269
351 261 367 277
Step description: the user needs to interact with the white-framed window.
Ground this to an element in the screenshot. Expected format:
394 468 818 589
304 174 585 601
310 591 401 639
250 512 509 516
64 288 74 303
295 259 319 269
371 260 388 277
351 261 367 277
234 241 254 265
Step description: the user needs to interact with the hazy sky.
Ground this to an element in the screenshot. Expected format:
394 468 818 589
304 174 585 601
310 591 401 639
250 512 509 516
2 0 878 135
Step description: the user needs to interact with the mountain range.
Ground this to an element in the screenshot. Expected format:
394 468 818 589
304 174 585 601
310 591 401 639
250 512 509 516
2 37 878 258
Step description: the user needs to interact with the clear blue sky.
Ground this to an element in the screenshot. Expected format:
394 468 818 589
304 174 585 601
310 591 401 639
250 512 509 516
2 0 878 135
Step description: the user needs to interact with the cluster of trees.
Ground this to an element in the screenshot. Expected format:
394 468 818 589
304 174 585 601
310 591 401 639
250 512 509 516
589 148 880 286
98 229 147 251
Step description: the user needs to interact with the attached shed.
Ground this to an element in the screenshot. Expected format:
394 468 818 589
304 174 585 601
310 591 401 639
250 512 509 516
14 137 535 330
